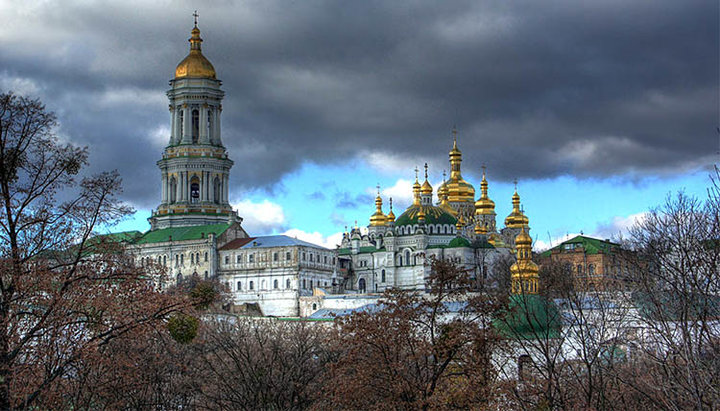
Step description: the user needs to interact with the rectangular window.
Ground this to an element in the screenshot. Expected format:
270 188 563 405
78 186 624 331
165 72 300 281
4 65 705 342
224 256 229 264
237 255 241 263
286 251 291 260
273 252 278 261
237 281 242 291
249 281 254 290
249 254 254 263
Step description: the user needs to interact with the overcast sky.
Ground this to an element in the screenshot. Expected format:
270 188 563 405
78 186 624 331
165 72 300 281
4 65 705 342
0 0 716 249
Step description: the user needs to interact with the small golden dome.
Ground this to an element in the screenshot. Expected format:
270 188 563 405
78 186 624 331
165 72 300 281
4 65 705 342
474 168 496 215
420 164 433 195
175 25 217 79
504 189 529 228
386 197 396 222
515 226 532 247
369 192 387 227
445 128 475 203
474 221 487 235
455 215 464 232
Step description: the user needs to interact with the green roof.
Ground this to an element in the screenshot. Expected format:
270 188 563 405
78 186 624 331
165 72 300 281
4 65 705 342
89 230 143 244
448 237 471 248
338 248 351 255
394 205 457 228
136 224 231 244
540 235 620 258
494 294 562 340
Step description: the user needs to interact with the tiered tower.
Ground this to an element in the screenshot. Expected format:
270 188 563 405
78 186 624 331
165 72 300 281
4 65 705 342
149 19 241 230
510 226 539 294
439 127 476 221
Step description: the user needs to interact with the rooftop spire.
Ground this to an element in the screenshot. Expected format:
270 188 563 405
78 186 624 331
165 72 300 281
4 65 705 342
193 10 199 27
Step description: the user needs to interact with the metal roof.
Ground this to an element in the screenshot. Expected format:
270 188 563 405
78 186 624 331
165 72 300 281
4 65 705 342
220 235 330 250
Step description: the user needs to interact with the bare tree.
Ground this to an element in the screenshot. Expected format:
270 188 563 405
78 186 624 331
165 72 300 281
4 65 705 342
0 92 190 409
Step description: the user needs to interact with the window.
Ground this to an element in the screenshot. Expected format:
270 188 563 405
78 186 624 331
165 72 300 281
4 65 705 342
588 264 595 275
249 254 254 263
190 180 199 203
249 281 254 290
176 273 182 285
381 269 386 283
196 253 200 264
273 252 278 262
204 252 208 262
237 255 242 263
237 281 242 291
224 256 229 264
309 280 313 289
332 257 336 265
405 250 410 266
286 279 291 289
324 256 328 264
358 278 366 293
180 254 184 265
163 255 167 266
178 109 184 139
286 251 291 260
207 109 213 139
204 271 208 279
577 264 583 274
312 303 317 311
274 279 278 289
190 254 194 264
213 176 221 204
429 226 433 234
309 254 313 262
302 252 306 261
261 280 266 289
302 279 306 289
191 109 199 143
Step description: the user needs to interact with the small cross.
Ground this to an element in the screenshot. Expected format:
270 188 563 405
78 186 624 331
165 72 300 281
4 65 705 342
414 166 419 181
442 169 446 182
193 10 199 26
481 164 486 177
424 163 428 179
513 179 518 191
376 183 380 195
451 125 458 145
389 197 393 209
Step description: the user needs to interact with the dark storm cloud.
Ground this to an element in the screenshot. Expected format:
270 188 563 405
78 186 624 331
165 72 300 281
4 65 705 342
335 191 374 209
0 0 715 206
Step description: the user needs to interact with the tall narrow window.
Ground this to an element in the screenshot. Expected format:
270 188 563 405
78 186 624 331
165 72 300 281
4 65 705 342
286 279 291 289
207 109 213 141
178 109 184 140
190 176 200 204
169 177 177 203
213 177 221 204
191 109 199 143
381 269 386 283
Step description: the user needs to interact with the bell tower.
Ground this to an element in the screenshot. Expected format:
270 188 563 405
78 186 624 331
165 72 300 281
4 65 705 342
149 17 241 230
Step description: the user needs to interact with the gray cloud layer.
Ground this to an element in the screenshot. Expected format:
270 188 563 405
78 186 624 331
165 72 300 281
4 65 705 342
0 0 715 208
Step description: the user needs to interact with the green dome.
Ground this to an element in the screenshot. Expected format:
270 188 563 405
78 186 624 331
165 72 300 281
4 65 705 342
494 294 562 339
448 237 471 248
394 205 457 229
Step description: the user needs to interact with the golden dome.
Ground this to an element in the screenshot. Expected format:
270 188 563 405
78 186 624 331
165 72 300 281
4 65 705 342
445 128 475 203
474 221 487 235
412 169 422 206
387 197 396 222
455 215 464 232
510 226 539 294
420 163 433 195
369 192 387 227
417 207 426 222
474 168 496 215
504 189 529 228
175 25 217 79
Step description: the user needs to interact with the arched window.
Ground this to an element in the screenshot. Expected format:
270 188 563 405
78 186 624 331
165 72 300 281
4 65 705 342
588 264 595 275
190 254 194 264
381 269 386 283
224 256 229 264
429 226 433 234
204 252 208 262
163 255 166 266
169 176 177 203
191 109 199 143
190 176 200 203
237 281 242 291
358 278 366 293
405 250 411 266
176 273 182 285
286 279 291 289
213 176 221 204
204 271 208 279
399 256 403 266
180 254 184 265
577 264 583 274
312 303 317 311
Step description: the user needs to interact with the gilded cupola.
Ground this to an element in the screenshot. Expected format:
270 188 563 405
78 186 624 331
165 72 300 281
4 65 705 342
474 166 496 216
386 197 396 223
369 186 388 227
444 127 475 203
510 225 539 294
175 20 217 79
504 183 529 228
412 167 422 206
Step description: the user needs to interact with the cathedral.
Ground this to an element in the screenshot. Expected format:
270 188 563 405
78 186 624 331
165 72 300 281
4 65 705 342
113 19 541 317
337 128 536 293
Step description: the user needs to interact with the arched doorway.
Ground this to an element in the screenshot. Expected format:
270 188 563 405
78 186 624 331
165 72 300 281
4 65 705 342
358 278 366 293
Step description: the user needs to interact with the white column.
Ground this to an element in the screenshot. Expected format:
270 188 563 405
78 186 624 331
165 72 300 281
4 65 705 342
223 174 229 203
175 174 181 203
170 109 177 145
161 174 166 203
